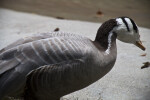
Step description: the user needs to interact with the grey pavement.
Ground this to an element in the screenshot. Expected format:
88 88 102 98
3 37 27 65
0 8 150 100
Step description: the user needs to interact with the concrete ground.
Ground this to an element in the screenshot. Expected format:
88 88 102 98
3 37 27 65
0 8 150 100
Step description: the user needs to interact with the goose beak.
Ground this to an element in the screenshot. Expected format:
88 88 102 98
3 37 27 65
135 41 146 51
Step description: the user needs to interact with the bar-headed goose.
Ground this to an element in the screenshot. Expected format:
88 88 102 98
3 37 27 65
0 17 145 100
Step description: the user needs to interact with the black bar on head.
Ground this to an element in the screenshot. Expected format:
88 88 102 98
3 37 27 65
130 18 138 33
121 17 130 32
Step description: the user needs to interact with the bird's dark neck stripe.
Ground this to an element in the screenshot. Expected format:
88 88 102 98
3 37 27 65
95 19 117 50
121 17 130 32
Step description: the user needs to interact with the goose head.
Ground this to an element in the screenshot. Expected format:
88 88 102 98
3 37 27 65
95 17 146 52
114 17 145 50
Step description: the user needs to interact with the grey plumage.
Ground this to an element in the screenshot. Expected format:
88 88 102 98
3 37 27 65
1 32 116 100
0 32 116 100
0 32 85 75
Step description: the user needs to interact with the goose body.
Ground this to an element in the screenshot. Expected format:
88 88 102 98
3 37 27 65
0 17 145 100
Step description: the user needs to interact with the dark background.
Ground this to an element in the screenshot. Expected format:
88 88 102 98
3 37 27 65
0 0 150 28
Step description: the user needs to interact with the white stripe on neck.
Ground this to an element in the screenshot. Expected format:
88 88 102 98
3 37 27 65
105 31 113 55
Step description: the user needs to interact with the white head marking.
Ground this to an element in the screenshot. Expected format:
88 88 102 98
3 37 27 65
115 17 140 43
124 18 133 30
116 18 123 25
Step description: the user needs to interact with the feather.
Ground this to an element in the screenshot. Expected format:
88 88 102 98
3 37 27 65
24 59 86 100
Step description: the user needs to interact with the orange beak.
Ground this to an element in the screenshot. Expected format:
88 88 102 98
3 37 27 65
135 41 146 51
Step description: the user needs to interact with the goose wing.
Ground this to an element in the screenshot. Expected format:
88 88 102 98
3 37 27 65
0 34 91 76
0 32 76 54
24 59 88 99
